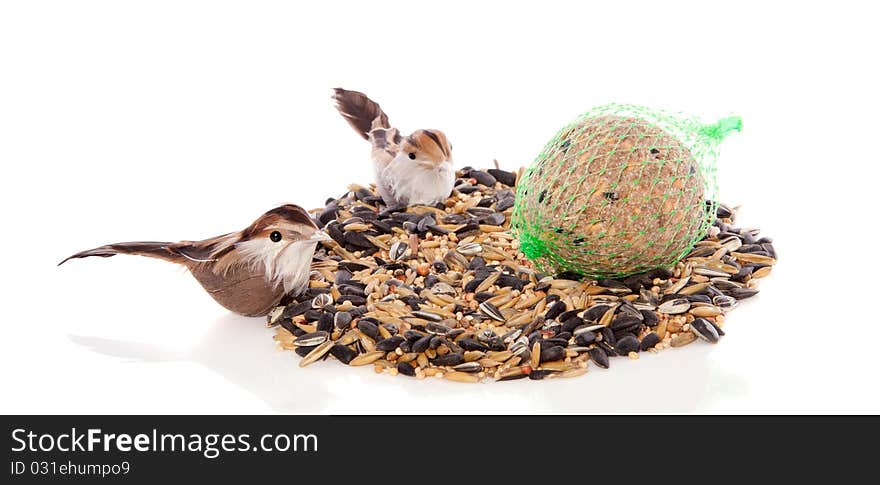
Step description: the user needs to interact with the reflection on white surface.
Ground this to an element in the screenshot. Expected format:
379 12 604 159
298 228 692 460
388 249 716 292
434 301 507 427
68 312 749 414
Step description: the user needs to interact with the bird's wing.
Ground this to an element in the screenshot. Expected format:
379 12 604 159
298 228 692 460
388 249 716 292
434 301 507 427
175 232 239 263
369 127 400 169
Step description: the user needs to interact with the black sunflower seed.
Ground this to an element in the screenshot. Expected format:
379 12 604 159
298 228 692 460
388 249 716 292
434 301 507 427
554 308 577 321
731 266 754 283
454 362 483 373
464 278 485 293
338 295 366 306
280 319 302 336
685 294 712 304
738 244 764 254
429 336 444 350
338 261 370 272
644 267 674 279
589 347 610 369
478 301 505 322
466 207 495 218
761 243 777 259
601 327 616 346
424 274 440 288
545 301 567 320
294 345 317 358
496 273 525 290
486 336 506 351
482 212 506 225
412 310 443 322
338 284 366 296
611 315 642 331
370 219 393 233
528 369 556 380
534 280 551 292
375 336 405 351
431 353 465 366
316 312 334 332
583 305 609 322
487 168 517 187
474 292 496 303
574 331 597 346
343 230 375 249
329 344 357 365
639 332 661 350
444 339 464 354
476 197 495 208
282 300 312 319
598 341 617 357
539 345 565 363
390 212 421 223
417 215 436 232
455 222 481 238
470 170 497 187
402 221 419 233
458 338 489 351
334 269 353 284
561 316 584 333
403 330 425 342
303 309 323 322
412 334 433 353
543 337 570 348
617 301 643 320
399 295 421 311
396 361 416 377
495 196 514 212
727 287 759 300
357 320 379 340
455 184 478 194
425 322 452 335
640 310 659 326
691 318 720 343
615 335 640 354
304 287 331 298
318 207 340 225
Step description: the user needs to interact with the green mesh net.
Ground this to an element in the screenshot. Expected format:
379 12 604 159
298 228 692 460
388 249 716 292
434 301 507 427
511 104 741 278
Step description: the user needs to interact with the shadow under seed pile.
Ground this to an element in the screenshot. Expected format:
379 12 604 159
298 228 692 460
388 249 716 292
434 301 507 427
268 166 776 382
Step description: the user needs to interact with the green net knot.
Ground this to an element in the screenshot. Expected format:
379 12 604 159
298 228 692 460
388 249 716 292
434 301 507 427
699 116 742 143
517 227 547 261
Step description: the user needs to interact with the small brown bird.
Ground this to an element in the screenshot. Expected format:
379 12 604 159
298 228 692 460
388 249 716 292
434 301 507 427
59 204 331 317
332 88 455 208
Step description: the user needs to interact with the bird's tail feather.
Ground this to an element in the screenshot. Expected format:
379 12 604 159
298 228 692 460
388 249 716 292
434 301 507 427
332 88 390 140
58 241 182 266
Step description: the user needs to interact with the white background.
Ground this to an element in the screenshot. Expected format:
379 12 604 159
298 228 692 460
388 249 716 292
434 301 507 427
1 1 878 413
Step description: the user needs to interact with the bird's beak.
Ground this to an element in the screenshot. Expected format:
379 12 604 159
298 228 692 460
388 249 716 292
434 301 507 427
309 230 333 243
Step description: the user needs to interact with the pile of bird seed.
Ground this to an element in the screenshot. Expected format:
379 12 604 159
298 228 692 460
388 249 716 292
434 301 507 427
268 166 776 382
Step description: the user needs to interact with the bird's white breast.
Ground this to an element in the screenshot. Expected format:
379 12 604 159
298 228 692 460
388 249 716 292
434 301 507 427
380 156 455 206
232 238 318 295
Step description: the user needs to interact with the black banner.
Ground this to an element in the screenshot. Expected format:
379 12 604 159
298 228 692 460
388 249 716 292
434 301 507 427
3 415 877 482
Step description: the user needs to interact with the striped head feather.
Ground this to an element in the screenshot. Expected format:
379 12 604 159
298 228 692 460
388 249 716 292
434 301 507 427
211 205 329 294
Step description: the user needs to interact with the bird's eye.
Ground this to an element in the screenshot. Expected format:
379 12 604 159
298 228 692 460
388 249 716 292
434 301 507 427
269 231 282 242
408 152 416 160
